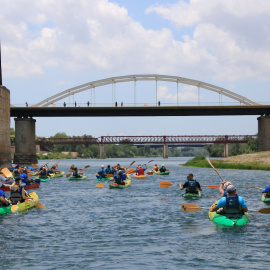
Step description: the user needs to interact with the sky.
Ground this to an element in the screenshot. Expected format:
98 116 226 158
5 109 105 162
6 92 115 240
1 0 270 138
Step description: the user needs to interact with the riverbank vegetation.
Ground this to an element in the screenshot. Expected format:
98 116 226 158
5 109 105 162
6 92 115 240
183 153 270 171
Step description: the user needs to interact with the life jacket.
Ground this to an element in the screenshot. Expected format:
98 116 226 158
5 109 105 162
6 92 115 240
73 171 80 178
10 186 23 205
40 170 47 178
138 168 144 175
114 175 124 185
13 169 20 177
159 167 166 172
186 180 197 193
154 167 159 171
224 195 242 215
105 168 111 174
98 169 105 178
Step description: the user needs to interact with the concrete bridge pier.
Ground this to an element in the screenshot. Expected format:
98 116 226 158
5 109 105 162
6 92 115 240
163 144 168 159
100 144 105 159
0 86 11 168
13 117 37 165
224 143 231 157
258 116 270 151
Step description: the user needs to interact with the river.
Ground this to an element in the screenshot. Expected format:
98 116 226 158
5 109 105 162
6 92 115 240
1 157 270 269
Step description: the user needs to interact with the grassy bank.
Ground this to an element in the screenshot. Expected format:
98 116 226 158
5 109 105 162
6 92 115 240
182 154 270 171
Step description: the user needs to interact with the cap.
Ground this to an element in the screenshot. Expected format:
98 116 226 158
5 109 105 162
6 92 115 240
224 182 232 190
162 164 165 166
227 185 236 193
101 165 104 167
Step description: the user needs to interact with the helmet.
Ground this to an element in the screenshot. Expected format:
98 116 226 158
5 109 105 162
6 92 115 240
162 164 165 166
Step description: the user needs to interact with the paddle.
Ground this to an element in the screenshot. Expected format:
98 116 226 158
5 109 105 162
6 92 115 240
96 183 105 188
206 158 225 181
160 181 219 189
66 174 72 178
11 205 19 213
180 203 270 214
147 171 153 175
1 168 13 178
245 185 264 190
84 165 90 169
126 168 135 174
31 164 39 168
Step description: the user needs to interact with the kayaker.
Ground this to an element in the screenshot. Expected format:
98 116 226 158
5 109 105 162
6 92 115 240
12 165 21 177
179 173 202 194
159 164 166 172
9 177 34 205
0 170 12 187
20 169 34 185
114 171 126 185
219 181 232 197
105 165 111 174
209 185 248 215
70 164 75 170
39 166 48 179
262 185 270 198
72 168 82 178
153 164 159 171
96 165 106 179
0 189 11 207
110 166 117 175
136 164 147 176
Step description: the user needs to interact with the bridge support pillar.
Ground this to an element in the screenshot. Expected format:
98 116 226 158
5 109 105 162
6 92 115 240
13 117 37 165
100 144 105 159
0 86 12 168
224 143 231 157
258 116 270 151
163 144 168 159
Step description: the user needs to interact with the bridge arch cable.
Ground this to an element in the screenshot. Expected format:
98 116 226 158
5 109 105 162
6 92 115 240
32 74 258 107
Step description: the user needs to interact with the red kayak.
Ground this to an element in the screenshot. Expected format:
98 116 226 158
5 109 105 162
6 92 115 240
0 182 40 192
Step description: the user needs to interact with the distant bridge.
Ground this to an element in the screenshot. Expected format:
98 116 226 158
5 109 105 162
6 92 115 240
36 135 257 145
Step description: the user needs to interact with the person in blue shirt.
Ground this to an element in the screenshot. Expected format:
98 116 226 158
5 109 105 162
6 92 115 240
179 173 202 194
159 164 166 172
105 165 111 174
262 185 270 198
209 185 248 215
0 189 11 207
96 165 106 179
114 171 126 185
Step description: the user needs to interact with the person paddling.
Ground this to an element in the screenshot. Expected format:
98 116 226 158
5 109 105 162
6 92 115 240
179 173 202 194
219 181 232 197
10 177 33 205
159 164 166 172
209 185 248 215
72 167 82 178
262 184 270 198
0 189 11 207
113 171 126 186
0 169 12 187
136 164 147 176
96 165 106 179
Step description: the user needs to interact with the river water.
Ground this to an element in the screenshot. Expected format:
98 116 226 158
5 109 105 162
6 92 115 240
1 157 270 270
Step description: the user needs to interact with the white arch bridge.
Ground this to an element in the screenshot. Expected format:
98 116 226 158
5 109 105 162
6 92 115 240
33 74 258 107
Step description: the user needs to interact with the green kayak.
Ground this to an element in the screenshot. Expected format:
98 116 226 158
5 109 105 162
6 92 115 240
261 194 270 203
182 191 201 198
69 175 87 181
154 171 170 175
50 171 65 178
0 192 39 216
208 201 250 227
96 177 113 181
109 180 131 189
40 177 50 182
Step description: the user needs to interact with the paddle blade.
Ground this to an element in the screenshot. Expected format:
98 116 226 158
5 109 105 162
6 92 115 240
66 174 72 178
129 161 136 167
147 171 153 175
96 183 105 188
147 160 154 164
1 168 12 177
160 181 173 188
257 208 270 214
11 205 19 213
35 202 46 209
126 168 135 174
181 203 203 212
206 185 219 189
84 165 90 169
166 169 170 171
31 164 39 167
245 185 261 189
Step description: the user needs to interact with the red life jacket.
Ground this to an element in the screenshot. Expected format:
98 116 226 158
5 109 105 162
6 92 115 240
138 168 144 175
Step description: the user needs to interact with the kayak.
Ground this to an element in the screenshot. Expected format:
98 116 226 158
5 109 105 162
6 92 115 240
133 174 147 179
69 175 87 181
154 171 170 175
50 171 65 178
0 192 39 216
0 180 41 192
261 194 270 203
96 177 113 181
182 191 201 198
39 177 50 182
109 179 131 189
208 201 250 227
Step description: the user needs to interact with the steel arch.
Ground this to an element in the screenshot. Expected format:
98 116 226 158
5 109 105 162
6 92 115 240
32 74 258 107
